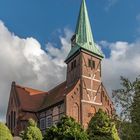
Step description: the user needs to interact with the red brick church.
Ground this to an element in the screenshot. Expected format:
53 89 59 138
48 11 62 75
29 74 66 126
6 0 114 136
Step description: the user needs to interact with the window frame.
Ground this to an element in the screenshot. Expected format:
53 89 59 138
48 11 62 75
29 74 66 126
40 117 46 130
71 60 76 70
88 59 95 69
46 115 53 128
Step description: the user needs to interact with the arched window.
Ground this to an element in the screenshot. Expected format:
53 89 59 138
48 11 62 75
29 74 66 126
13 111 16 128
8 115 10 129
72 103 79 122
40 118 45 130
88 106 96 117
11 111 13 130
46 115 52 128
106 108 109 115
91 106 96 115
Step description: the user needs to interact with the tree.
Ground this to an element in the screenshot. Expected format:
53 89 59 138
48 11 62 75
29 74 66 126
0 122 13 140
130 77 140 139
87 109 120 140
44 115 89 140
113 76 140 139
119 121 133 140
113 76 134 121
20 118 43 140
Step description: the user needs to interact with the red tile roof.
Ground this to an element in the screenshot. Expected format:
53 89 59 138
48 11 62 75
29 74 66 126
13 80 78 112
14 84 46 111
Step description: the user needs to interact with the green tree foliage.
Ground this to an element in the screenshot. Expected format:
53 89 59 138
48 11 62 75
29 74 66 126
119 121 133 140
113 76 140 139
44 115 89 140
130 77 140 139
0 122 13 140
87 109 120 140
113 76 134 120
20 118 43 140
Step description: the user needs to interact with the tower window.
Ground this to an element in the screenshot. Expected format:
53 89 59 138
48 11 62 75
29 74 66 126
88 59 95 69
74 60 76 67
71 60 76 70
71 62 74 70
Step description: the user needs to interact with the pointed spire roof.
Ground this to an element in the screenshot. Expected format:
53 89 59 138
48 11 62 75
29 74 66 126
66 0 103 62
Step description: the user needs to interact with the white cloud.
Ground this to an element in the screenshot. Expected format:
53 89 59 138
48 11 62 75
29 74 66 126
101 40 140 94
0 20 72 122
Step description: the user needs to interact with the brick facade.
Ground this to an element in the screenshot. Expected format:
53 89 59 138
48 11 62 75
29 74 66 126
65 51 113 128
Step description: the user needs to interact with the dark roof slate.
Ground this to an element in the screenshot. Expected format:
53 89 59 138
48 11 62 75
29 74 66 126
40 81 67 111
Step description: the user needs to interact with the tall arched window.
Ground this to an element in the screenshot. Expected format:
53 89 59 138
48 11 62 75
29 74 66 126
88 106 96 117
11 111 13 130
91 106 96 115
8 115 10 129
72 103 79 122
106 108 109 115
13 111 16 128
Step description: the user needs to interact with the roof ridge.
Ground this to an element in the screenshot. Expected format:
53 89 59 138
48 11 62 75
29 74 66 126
15 84 45 95
48 81 66 93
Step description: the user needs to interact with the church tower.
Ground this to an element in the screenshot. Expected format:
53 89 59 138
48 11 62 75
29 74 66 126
65 0 103 86
65 0 113 128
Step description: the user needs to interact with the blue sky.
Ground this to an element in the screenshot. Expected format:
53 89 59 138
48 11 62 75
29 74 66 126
0 0 139 48
0 0 140 121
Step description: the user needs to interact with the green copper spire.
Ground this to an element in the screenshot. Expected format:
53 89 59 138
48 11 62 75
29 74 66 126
75 0 94 46
66 0 103 62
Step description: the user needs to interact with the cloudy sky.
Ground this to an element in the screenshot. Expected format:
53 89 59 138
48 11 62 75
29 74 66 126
0 0 140 122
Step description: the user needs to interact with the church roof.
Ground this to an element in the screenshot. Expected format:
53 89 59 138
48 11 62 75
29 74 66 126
39 80 78 111
13 83 46 111
11 80 77 112
66 0 103 62
39 81 67 111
